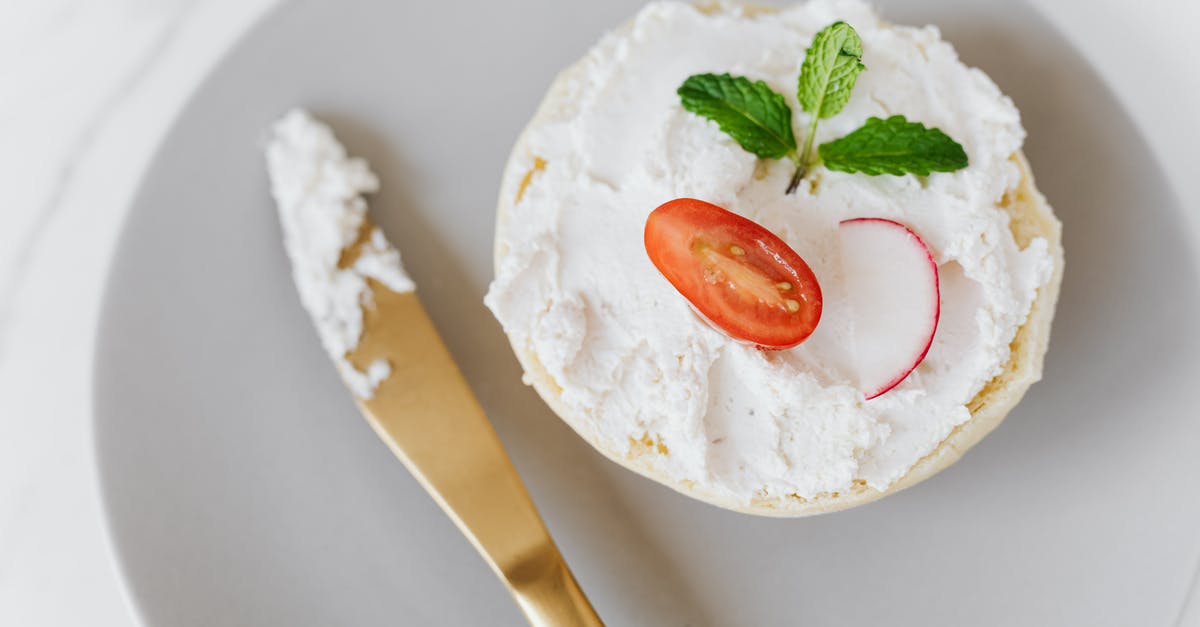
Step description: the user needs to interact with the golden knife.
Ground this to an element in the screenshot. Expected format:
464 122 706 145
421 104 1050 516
267 110 600 625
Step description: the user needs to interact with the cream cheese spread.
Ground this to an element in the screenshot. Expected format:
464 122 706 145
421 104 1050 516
485 0 1054 501
266 109 415 399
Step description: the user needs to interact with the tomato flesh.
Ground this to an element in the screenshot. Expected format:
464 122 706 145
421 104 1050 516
644 198 822 349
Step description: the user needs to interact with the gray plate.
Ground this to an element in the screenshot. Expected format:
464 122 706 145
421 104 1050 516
94 1 1200 625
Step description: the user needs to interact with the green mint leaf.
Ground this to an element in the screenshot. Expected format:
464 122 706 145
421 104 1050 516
797 21 865 120
819 115 969 176
678 73 797 160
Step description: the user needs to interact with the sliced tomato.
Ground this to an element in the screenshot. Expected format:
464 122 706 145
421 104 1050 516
644 198 822 350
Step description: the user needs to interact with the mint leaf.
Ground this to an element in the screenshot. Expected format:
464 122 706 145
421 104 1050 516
678 73 797 160
819 115 968 176
791 21 866 190
797 21 865 120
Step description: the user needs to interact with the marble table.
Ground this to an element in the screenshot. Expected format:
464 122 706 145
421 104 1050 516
1 1 1197 625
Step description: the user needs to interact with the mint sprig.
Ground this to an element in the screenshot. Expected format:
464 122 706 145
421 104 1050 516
678 73 797 160
820 115 969 175
676 21 969 194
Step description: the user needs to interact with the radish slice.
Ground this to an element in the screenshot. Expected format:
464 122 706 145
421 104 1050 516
839 218 940 400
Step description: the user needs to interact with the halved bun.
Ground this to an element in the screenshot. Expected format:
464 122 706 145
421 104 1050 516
491 4 1064 516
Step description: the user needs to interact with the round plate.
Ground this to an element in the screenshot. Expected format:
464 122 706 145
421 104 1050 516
94 1 1200 625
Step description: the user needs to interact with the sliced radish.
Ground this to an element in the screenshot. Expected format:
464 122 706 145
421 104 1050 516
839 218 940 400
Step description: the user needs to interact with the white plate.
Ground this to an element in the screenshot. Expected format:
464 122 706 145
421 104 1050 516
94 1 1200 624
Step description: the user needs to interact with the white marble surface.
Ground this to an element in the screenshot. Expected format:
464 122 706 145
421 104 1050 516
0 1 1197 625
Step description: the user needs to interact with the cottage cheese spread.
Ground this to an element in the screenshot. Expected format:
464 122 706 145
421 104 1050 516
485 0 1054 501
266 109 415 399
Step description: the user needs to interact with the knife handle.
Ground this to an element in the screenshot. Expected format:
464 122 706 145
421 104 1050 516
350 289 602 626
506 542 603 627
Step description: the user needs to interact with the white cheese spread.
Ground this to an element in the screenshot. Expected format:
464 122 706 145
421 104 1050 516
485 0 1053 501
266 109 415 399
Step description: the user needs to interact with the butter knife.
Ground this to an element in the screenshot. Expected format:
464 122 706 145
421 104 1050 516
267 110 602 626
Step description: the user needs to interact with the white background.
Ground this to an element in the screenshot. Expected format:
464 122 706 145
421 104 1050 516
1 0 1197 625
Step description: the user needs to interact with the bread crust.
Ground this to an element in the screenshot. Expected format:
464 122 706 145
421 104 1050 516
491 4 1064 516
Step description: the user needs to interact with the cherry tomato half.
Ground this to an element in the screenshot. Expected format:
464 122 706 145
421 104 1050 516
644 198 822 350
